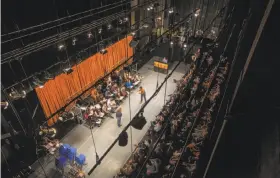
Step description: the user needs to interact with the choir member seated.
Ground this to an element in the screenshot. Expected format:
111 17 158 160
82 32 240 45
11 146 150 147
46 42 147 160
107 98 118 112
102 104 113 118
125 79 133 89
41 137 61 155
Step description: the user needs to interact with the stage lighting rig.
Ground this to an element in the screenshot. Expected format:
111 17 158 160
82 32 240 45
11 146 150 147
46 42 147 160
107 24 113 30
100 48 108 55
57 43 66 51
9 87 27 100
123 17 129 22
98 28 102 34
194 9 201 17
87 32 93 38
72 37 77 45
1 101 9 109
168 8 174 14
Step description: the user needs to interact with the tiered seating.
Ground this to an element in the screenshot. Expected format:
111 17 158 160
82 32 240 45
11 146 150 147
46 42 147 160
114 42 230 178
113 44 221 178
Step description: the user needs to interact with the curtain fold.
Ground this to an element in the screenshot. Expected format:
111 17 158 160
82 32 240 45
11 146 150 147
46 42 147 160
36 36 133 126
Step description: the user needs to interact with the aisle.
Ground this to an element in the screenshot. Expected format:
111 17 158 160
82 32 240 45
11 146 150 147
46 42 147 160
30 56 189 178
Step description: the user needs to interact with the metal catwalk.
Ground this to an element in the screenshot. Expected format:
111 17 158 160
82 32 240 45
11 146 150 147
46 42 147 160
30 46 189 178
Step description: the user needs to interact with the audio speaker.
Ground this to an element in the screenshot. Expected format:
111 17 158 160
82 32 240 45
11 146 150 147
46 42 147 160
131 113 147 130
118 131 128 147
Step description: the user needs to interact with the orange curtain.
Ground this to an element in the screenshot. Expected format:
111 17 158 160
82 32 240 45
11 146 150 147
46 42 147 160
36 36 133 126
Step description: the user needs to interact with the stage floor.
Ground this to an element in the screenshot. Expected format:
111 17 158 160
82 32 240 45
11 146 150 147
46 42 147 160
30 54 190 178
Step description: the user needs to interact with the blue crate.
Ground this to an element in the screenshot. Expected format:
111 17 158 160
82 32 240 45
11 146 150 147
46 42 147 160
75 154 86 165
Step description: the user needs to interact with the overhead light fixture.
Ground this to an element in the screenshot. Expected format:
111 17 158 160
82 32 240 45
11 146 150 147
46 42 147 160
194 9 200 17
1 101 9 109
131 32 136 36
150 6 153 10
147 7 151 11
72 37 77 45
87 32 93 38
183 44 187 48
143 24 149 28
170 41 174 45
123 17 129 22
98 28 102 34
100 48 108 55
107 24 112 30
9 88 27 99
169 9 174 14
63 67 73 74
57 43 65 51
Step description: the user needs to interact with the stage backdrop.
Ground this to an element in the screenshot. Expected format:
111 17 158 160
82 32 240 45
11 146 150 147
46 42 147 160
36 36 133 126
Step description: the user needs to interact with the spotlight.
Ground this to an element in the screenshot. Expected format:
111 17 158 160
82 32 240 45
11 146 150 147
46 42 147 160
98 28 102 34
87 32 93 38
143 24 149 28
168 9 174 14
57 43 65 51
150 6 153 10
183 44 187 48
170 41 174 45
100 48 108 55
39 126 57 138
107 24 112 30
63 67 73 74
123 17 129 22
147 7 151 11
1 101 9 109
9 88 27 100
72 37 77 45
131 32 136 36
194 9 200 17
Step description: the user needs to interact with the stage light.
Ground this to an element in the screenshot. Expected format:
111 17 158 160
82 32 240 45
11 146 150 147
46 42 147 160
100 48 108 55
147 7 151 11
183 44 187 48
169 9 174 14
1 101 9 109
57 43 65 51
9 88 26 99
131 32 136 36
107 24 112 30
150 6 153 10
123 17 129 22
194 9 200 17
72 37 77 45
143 24 149 28
87 32 93 38
39 127 57 138
63 67 73 74
170 41 174 45
98 28 102 34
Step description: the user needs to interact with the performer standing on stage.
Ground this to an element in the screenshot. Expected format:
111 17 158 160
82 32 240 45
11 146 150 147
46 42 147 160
138 86 147 103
